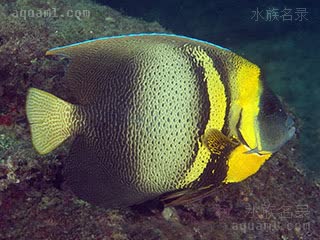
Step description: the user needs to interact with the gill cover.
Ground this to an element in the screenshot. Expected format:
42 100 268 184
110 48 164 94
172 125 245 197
237 84 295 154
234 71 295 154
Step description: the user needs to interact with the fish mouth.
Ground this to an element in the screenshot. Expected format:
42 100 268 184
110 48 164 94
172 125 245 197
286 116 296 140
286 115 294 128
287 126 296 140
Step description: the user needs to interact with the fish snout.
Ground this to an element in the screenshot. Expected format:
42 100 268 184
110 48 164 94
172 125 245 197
285 116 296 140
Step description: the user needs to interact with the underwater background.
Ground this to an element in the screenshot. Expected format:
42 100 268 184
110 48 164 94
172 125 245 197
0 0 319 239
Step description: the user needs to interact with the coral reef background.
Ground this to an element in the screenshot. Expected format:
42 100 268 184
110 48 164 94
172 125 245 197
0 0 319 239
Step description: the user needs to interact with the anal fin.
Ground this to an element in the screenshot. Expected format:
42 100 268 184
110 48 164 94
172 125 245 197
64 136 152 208
161 185 218 207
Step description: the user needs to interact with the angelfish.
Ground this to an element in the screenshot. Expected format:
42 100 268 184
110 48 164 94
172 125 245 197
26 34 295 208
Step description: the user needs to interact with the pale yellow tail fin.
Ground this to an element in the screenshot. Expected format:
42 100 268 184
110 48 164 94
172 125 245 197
26 88 76 154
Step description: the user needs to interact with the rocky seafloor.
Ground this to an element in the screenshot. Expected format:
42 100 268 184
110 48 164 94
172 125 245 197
0 1 319 239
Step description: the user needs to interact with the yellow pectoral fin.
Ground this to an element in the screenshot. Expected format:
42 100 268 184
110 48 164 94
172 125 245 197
202 129 239 155
178 129 239 189
224 144 271 183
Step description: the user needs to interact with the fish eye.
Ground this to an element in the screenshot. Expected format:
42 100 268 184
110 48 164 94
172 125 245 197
262 101 280 115
260 87 285 117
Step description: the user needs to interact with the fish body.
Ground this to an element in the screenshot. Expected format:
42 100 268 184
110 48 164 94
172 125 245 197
26 34 295 208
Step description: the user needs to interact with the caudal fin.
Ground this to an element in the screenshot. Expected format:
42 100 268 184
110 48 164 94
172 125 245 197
26 88 76 154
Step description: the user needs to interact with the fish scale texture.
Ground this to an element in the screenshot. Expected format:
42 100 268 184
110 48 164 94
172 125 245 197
56 36 212 207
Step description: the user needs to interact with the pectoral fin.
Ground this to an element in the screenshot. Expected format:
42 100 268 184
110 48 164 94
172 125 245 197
202 129 239 155
162 130 240 206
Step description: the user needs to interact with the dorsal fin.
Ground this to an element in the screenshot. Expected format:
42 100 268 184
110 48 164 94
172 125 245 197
45 34 232 105
46 37 136 105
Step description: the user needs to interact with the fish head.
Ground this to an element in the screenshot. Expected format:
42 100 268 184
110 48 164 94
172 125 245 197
254 86 296 154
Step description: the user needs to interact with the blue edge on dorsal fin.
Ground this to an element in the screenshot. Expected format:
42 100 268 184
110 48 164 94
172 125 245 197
48 33 230 53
